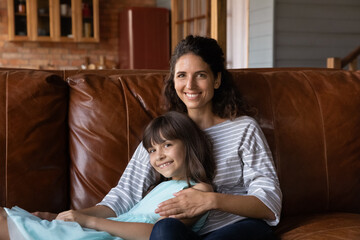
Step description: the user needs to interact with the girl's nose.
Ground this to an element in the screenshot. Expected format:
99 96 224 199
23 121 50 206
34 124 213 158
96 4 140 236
156 149 165 160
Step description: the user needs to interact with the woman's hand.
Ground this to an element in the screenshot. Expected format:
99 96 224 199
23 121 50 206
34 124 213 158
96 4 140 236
56 210 95 228
155 184 213 219
32 211 57 221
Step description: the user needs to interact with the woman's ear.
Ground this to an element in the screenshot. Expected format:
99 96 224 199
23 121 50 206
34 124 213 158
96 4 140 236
214 73 221 89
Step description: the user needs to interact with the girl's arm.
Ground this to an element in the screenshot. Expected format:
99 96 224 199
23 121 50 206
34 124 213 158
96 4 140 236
55 205 116 221
56 183 213 240
56 183 213 239
57 210 153 240
75 205 117 218
33 205 116 221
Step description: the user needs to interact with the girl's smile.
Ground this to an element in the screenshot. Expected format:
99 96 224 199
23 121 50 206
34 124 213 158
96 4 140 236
157 161 173 169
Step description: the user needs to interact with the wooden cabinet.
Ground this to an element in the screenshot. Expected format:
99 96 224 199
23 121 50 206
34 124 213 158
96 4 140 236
7 0 99 42
118 7 170 70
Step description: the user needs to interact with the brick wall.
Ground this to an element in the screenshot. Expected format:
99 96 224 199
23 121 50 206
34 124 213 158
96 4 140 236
0 0 156 69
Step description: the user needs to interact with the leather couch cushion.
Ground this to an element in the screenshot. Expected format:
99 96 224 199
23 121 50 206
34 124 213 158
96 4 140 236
276 212 360 239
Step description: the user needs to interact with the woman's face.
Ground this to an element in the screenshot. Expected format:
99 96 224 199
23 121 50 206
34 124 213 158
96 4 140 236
174 53 220 113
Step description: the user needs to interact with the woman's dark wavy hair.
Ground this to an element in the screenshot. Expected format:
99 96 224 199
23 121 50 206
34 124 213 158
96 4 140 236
164 35 251 119
142 111 215 188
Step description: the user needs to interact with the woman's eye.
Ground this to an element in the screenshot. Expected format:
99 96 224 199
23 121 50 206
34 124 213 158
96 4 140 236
176 73 185 78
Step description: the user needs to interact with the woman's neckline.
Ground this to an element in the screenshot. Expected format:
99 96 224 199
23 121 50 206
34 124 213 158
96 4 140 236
204 118 231 130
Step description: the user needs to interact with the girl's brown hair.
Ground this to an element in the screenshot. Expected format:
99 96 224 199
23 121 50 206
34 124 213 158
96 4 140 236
142 111 215 188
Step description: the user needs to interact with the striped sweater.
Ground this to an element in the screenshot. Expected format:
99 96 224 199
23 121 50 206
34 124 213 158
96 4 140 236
98 116 282 235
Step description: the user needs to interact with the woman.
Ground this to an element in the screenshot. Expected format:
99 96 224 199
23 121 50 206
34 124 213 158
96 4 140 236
149 35 282 239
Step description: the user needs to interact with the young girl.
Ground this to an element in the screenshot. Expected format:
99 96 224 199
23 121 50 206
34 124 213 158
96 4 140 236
0 111 215 240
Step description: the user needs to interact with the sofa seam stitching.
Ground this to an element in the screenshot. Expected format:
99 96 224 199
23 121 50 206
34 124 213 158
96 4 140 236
118 76 130 162
263 73 281 181
300 71 329 211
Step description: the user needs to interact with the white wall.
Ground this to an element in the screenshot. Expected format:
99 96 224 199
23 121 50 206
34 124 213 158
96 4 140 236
226 0 249 69
248 0 275 68
156 0 171 9
274 0 360 68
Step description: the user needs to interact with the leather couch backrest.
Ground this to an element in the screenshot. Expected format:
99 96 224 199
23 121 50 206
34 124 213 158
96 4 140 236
1 68 359 219
67 72 167 209
232 69 360 217
0 70 69 212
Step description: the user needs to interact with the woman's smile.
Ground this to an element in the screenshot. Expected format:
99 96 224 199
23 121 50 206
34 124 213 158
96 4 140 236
185 92 201 99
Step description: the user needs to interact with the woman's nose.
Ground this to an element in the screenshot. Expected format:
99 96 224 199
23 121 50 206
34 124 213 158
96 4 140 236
186 76 195 89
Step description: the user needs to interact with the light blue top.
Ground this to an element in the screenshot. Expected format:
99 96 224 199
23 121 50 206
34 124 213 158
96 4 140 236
5 180 208 240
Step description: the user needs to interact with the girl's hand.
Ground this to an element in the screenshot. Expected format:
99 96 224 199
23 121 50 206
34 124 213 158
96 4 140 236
155 184 213 219
32 211 57 221
0 207 7 218
56 210 94 228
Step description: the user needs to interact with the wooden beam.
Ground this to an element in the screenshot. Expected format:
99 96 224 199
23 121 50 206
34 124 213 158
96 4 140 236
7 0 15 40
341 46 360 68
210 0 226 56
327 57 341 69
171 0 178 52
349 59 358 71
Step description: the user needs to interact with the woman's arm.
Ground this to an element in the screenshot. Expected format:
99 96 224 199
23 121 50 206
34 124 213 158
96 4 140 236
156 119 282 224
156 182 214 226
172 182 213 227
210 193 275 220
156 190 275 221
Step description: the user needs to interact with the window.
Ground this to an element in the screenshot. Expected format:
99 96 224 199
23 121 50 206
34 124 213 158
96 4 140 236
171 0 226 52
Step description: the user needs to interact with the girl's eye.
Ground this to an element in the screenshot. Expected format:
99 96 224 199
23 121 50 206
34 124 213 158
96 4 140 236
148 148 155 153
164 143 172 148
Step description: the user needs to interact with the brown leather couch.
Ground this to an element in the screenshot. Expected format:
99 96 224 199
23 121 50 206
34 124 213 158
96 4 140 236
1 68 359 239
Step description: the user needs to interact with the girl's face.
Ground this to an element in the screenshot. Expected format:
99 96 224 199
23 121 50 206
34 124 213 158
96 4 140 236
174 53 221 114
148 139 186 180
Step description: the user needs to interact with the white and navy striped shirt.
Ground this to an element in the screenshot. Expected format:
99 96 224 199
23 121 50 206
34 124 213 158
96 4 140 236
98 116 282 235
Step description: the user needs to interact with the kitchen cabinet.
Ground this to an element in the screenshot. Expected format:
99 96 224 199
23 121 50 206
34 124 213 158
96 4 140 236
7 0 99 42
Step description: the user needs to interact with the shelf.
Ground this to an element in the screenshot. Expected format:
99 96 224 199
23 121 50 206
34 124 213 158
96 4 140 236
7 0 99 42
